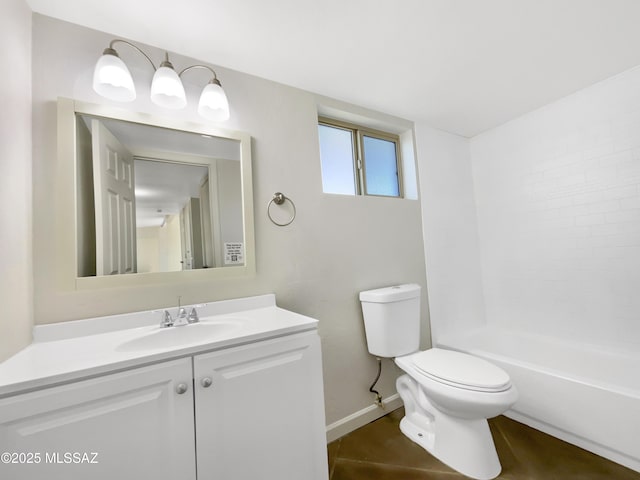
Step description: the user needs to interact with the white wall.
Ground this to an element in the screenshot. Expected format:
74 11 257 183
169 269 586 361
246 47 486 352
416 124 486 343
0 0 33 362
29 14 429 426
136 227 161 273
471 65 640 349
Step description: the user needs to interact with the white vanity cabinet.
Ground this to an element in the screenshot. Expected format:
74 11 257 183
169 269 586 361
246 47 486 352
0 329 328 480
0 358 196 480
194 331 327 480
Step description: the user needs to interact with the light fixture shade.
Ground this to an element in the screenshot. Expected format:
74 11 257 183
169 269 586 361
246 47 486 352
150 66 187 109
198 81 230 121
92 52 136 102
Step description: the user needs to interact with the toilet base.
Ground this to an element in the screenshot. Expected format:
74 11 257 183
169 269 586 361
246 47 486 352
396 374 502 480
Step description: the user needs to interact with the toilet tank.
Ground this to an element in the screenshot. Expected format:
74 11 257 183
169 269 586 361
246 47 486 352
359 284 421 358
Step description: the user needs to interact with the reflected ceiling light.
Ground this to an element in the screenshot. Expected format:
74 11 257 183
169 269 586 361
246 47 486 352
134 187 154 198
93 39 230 121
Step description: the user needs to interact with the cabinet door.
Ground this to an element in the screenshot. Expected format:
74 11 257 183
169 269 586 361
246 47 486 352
194 332 328 480
0 358 196 480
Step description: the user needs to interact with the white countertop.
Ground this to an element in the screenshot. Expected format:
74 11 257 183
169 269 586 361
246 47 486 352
0 294 318 398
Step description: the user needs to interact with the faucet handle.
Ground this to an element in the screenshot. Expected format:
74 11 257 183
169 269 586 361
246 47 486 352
188 307 200 324
173 307 189 326
160 310 173 328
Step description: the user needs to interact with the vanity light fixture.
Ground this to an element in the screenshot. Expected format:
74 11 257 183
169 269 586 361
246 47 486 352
92 39 230 121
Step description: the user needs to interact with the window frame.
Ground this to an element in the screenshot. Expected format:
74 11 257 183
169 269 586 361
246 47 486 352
318 116 404 198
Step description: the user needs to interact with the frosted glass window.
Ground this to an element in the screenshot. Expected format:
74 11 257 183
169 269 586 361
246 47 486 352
318 124 356 195
363 135 400 197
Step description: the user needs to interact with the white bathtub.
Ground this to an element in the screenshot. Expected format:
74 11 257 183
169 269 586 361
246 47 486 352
438 326 640 472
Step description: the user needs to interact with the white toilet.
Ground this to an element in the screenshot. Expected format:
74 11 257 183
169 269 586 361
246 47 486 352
360 284 518 480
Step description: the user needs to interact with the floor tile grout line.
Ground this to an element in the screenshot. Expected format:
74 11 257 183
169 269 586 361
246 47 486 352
492 421 517 457
332 456 465 475
328 438 342 480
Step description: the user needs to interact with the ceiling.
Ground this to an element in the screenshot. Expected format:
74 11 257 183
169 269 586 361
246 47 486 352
26 0 640 137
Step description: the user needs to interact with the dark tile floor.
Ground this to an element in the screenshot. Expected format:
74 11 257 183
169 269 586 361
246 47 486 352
328 407 640 479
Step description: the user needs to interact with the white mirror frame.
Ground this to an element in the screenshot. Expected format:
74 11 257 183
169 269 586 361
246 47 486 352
56 97 255 290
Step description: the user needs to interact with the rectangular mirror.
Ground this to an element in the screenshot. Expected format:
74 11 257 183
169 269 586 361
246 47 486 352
57 98 255 289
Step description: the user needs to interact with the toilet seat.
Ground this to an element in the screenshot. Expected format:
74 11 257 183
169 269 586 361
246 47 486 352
411 349 512 393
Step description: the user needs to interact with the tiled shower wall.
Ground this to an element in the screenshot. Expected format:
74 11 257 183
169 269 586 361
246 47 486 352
471 65 640 348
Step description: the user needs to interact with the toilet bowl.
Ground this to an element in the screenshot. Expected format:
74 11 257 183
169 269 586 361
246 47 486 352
359 284 518 480
395 348 518 480
397 348 516 419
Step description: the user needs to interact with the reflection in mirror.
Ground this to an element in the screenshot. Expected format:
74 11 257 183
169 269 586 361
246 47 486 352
75 113 244 277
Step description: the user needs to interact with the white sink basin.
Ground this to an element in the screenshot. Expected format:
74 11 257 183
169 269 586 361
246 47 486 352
116 320 243 352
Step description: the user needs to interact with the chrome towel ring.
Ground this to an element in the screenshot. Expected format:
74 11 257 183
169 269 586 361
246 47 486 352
267 192 296 227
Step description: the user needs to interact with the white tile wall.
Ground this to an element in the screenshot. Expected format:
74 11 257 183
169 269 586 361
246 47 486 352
471 65 640 349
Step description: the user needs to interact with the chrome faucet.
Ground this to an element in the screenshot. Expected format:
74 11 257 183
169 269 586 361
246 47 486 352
187 307 199 324
174 306 189 326
160 310 174 328
160 296 200 328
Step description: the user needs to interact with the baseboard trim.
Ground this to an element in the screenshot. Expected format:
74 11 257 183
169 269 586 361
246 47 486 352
326 393 403 443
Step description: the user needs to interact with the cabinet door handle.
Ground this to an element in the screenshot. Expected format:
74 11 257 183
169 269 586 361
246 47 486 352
201 377 213 388
176 383 189 394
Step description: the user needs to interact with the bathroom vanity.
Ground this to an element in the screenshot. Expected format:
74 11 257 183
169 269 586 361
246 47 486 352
0 295 328 480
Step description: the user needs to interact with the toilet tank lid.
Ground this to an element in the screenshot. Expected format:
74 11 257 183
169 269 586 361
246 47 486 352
359 284 421 303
